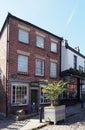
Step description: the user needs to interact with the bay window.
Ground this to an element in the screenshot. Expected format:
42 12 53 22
11 84 28 106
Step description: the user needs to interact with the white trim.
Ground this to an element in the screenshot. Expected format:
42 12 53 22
18 55 28 73
35 58 44 76
40 87 50 104
35 54 45 60
50 59 57 63
17 50 30 56
36 31 45 37
50 38 58 43
31 87 38 90
50 61 57 78
11 83 29 106
18 24 30 32
51 42 57 53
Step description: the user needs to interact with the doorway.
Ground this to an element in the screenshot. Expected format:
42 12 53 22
31 90 38 112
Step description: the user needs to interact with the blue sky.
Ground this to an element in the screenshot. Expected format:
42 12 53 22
0 0 85 54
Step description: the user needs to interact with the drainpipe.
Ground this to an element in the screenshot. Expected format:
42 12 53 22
59 39 63 80
6 16 9 117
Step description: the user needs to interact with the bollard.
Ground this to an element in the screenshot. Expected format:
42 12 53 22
80 99 83 108
39 107 43 122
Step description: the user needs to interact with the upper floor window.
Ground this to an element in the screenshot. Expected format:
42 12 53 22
36 35 44 48
50 62 57 78
18 29 29 44
51 42 57 53
18 55 28 74
35 59 44 76
79 66 83 72
84 61 85 73
74 55 77 69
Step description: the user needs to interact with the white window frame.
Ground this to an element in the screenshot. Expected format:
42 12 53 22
74 55 77 69
84 61 85 73
36 35 44 48
40 86 50 104
35 59 44 76
51 42 57 53
18 55 28 74
50 62 57 78
79 65 83 72
11 83 29 106
18 29 29 44
0 72 1 79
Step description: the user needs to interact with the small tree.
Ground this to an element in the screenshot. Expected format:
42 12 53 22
42 80 67 106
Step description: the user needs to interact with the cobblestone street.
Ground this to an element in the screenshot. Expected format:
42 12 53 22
39 109 85 130
0 104 85 130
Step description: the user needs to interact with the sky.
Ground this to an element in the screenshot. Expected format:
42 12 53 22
0 0 85 54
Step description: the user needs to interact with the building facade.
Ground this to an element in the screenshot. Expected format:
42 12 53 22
0 13 62 116
61 40 85 105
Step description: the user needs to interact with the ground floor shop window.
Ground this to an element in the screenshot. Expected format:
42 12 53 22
60 84 77 99
40 87 50 104
68 84 77 98
11 83 28 106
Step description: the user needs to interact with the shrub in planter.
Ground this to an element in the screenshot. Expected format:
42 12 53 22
42 80 67 106
42 80 67 124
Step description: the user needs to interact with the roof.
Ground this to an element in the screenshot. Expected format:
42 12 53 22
0 13 63 40
61 68 85 79
65 43 85 59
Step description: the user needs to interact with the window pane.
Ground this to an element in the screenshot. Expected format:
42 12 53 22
35 59 44 76
12 85 28 105
51 42 57 53
40 87 50 104
36 36 44 48
12 86 15 103
84 61 85 72
18 55 28 73
18 29 29 43
74 55 77 69
79 66 83 72
50 62 57 78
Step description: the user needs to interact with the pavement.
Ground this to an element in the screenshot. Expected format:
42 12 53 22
0 102 85 130
20 102 85 130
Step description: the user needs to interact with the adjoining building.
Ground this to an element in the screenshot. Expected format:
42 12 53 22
61 40 85 105
0 13 62 116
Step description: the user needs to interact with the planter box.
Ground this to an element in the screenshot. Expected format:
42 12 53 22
44 105 66 124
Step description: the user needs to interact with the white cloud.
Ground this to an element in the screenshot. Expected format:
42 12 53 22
66 0 79 27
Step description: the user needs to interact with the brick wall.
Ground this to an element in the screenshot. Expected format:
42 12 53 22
0 15 62 115
8 17 61 81
0 25 7 116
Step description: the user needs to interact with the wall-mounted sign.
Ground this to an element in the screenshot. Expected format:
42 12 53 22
30 82 39 87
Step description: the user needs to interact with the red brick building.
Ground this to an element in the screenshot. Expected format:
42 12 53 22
0 13 63 116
